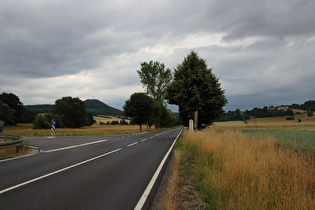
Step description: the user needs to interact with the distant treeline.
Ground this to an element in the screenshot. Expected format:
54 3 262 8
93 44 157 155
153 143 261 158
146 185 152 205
25 104 55 114
287 100 315 111
217 100 314 122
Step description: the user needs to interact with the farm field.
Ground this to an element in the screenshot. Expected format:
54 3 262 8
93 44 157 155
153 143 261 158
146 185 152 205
214 112 315 153
2 116 147 136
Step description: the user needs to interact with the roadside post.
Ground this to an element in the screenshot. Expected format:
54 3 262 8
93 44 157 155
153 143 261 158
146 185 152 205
189 119 194 131
51 119 56 136
0 120 4 133
194 111 198 131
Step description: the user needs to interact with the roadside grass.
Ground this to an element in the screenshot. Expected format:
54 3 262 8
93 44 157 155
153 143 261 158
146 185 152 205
2 123 153 136
166 129 315 209
0 145 31 160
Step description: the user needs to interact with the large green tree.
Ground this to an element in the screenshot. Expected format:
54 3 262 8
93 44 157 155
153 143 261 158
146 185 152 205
52 96 92 128
123 92 155 130
165 51 227 128
137 61 172 104
0 92 35 125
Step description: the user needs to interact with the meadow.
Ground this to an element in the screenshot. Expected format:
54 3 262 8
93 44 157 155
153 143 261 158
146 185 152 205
164 112 315 209
165 129 315 209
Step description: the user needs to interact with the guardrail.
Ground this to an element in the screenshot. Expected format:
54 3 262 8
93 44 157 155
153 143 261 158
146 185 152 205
0 135 24 151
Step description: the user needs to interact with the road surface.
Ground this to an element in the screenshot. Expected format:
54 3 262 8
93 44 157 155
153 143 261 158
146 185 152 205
0 127 183 210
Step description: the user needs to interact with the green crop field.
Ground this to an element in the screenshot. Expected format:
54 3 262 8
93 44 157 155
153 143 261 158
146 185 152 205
242 129 315 153
214 113 315 154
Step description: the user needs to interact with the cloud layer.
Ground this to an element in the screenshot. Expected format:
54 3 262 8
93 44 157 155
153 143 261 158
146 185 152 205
1 0 315 111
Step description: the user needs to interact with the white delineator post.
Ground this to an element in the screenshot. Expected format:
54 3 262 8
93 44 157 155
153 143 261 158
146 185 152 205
189 119 194 131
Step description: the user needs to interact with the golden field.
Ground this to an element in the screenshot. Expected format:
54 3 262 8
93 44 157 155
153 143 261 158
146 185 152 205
165 129 315 209
2 123 152 136
164 112 315 209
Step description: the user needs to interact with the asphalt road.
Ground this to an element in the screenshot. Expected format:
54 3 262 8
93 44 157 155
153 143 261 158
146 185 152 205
0 127 183 210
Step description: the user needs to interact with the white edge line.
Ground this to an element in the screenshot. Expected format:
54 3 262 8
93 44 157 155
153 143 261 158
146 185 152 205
42 139 107 153
0 148 122 195
134 128 183 210
127 142 138 147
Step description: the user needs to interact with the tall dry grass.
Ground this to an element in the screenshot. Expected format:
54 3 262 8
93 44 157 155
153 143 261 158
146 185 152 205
163 151 181 209
181 129 315 209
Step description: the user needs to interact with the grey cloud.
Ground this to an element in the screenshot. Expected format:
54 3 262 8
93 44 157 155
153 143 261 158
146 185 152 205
193 0 315 41
1 0 314 111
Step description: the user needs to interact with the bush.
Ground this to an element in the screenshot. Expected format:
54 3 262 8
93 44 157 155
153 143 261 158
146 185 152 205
33 115 51 129
286 117 294 120
307 110 313 117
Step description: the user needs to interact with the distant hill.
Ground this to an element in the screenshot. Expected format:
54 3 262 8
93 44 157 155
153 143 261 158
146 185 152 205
25 104 55 114
83 99 123 116
25 99 124 116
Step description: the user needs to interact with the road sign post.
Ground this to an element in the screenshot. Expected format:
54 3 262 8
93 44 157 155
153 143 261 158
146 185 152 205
194 111 198 131
0 121 4 133
51 119 56 136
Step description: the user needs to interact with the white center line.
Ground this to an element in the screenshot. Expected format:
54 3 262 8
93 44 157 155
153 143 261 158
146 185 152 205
0 148 122 195
141 138 148 142
127 142 138 147
42 140 108 153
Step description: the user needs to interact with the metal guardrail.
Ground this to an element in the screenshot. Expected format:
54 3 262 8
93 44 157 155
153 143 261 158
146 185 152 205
0 135 24 150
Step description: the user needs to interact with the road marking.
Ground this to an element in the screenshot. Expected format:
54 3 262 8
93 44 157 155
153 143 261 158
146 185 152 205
0 148 122 195
42 139 108 153
127 142 138 147
154 131 168 137
141 138 148 142
135 128 183 210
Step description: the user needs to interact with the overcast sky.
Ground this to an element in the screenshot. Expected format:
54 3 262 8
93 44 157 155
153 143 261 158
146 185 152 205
1 0 314 112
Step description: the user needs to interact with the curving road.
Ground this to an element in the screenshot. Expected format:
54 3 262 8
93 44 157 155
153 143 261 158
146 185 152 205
0 127 183 210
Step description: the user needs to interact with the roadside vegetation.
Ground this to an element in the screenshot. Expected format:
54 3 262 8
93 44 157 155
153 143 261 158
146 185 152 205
0 145 31 160
2 121 154 137
165 128 315 209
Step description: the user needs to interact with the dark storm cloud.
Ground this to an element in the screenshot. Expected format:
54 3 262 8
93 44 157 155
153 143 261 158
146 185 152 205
0 0 314 111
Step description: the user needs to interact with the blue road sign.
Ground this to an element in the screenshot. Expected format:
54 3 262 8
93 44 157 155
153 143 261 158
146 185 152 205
52 119 56 126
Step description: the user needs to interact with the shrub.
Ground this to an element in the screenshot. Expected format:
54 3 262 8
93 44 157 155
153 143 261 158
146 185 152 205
33 115 50 129
286 117 294 120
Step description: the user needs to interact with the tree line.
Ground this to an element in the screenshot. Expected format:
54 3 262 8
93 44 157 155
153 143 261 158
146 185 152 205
0 93 95 128
217 101 315 122
0 93 35 125
2 51 229 130
32 96 94 129
124 51 227 130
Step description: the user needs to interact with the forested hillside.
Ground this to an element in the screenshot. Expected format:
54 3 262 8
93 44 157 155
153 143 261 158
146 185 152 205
83 99 123 116
25 99 123 116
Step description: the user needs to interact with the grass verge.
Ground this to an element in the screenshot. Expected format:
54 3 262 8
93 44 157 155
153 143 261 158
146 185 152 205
0 145 31 160
166 129 315 209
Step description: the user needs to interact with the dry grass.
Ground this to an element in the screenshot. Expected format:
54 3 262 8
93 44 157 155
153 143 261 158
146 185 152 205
175 129 315 209
163 151 181 209
2 123 153 136
0 145 32 160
